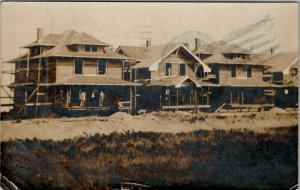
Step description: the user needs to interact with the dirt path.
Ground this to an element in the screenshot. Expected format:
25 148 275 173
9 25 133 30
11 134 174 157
1 108 298 141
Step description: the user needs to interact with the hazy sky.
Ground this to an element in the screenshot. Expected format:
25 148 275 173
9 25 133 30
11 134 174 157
1 2 298 62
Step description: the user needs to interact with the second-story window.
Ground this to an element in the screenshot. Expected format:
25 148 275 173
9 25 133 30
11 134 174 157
166 63 172 76
179 64 186 76
231 65 237 78
98 59 106 75
247 66 252 78
75 58 83 74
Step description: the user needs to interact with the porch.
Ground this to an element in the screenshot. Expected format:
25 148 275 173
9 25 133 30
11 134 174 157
213 87 276 112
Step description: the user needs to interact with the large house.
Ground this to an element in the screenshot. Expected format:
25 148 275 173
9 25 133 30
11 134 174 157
7 28 139 117
4 29 298 117
116 41 216 112
193 40 278 111
261 52 298 107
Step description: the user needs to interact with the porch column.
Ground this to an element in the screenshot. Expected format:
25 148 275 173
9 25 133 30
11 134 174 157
241 91 244 105
207 87 210 105
176 88 179 111
159 94 162 109
35 86 39 117
130 86 132 115
24 87 28 115
230 91 232 105
134 86 137 113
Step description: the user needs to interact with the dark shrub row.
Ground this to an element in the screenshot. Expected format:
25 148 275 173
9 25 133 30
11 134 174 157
1 126 297 190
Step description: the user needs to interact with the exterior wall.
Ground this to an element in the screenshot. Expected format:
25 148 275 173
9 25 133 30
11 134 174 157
217 64 264 85
151 53 196 80
83 59 97 75
56 58 74 81
55 58 123 81
106 60 122 79
48 58 56 83
15 60 27 84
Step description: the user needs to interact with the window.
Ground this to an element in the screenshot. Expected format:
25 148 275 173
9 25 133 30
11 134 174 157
98 59 106 75
166 63 172 76
85 45 91 52
69 45 78 52
179 64 186 76
291 68 298 77
85 45 97 52
41 58 47 68
231 65 236 78
92 46 97 52
30 47 41 56
75 58 83 74
196 65 205 78
246 66 252 78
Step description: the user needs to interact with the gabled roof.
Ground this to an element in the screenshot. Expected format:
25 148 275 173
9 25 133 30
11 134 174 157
23 30 110 48
148 75 218 87
31 47 130 60
203 53 260 65
128 43 211 72
8 30 131 62
194 40 250 55
116 46 148 60
193 40 261 65
66 31 110 46
259 52 298 74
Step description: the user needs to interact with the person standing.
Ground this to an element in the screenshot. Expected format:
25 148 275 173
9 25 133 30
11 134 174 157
99 91 105 107
79 91 86 107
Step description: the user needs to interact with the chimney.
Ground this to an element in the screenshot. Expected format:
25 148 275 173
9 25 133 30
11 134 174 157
195 38 200 51
270 48 274 55
146 39 151 47
37 28 43 41
184 43 190 50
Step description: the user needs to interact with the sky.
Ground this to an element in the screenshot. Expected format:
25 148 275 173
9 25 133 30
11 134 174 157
0 2 298 109
1 2 298 61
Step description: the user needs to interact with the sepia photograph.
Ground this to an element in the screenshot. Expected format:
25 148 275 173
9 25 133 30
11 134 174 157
0 2 298 189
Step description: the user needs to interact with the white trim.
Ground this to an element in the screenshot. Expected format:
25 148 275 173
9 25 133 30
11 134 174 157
175 76 202 88
283 58 298 75
148 43 211 73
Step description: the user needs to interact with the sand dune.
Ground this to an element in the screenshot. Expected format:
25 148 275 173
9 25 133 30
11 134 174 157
1 108 298 141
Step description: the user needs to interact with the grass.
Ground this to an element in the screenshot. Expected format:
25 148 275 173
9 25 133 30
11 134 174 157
1 126 298 190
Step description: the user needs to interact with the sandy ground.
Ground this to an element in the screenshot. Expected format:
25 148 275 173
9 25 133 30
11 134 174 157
0 108 298 141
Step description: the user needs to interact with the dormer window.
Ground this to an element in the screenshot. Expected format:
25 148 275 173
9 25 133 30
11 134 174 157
85 45 97 52
69 45 78 52
30 47 41 56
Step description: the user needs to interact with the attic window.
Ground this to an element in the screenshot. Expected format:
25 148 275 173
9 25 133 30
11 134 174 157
85 45 91 52
85 45 97 52
291 68 298 77
69 45 78 52
92 46 97 52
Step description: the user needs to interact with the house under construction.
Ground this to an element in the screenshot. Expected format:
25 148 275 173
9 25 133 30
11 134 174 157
1 28 298 118
3 28 140 118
